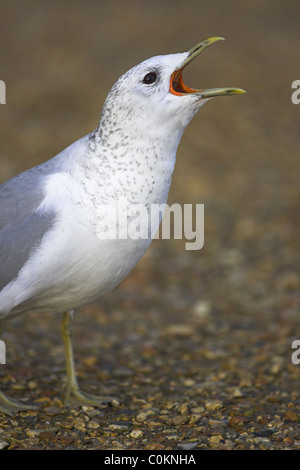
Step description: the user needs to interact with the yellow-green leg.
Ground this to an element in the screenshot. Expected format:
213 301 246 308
62 311 116 408
0 321 37 416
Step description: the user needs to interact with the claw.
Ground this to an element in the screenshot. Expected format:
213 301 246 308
0 390 37 416
64 385 118 409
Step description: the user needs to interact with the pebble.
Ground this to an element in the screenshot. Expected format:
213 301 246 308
28 380 38 390
73 417 87 431
192 300 211 319
191 406 205 413
0 439 9 450
145 443 165 450
228 416 247 428
284 410 299 422
165 324 194 337
177 442 198 450
87 421 101 429
60 436 74 446
208 435 223 444
44 406 62 415
179 404 190 415
109 423 129 431
204 400 223 411
232 388 243 398
147 421 162 427
38 431 57 441
171 415 189 426
136 410 155 422
26 430 38 438
129 430 144 439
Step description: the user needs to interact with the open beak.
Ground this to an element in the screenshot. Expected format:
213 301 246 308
170 37 246 98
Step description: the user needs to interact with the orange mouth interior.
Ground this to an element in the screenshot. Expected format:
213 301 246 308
169 69 199 96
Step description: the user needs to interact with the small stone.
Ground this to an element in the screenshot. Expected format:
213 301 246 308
165 434 180 440
28 380 38 390
192 300 211 319
284 410 299 422
204 400 223 411
111 398 121 406
165 324 194 337
145 444 166 450
26 430 38 438
0 439 9 450
44 406 62 415
60 436 74 445
147 421 162 427
189 415 201 425
26 438 40 446
171 415 189 426
179 403 190 415
87 421 100 429
283 437 294 445
228 416 247 428
73 418 86 430
239 377 252 388
232 388 243 398
11 384 26 391
183 379 195 386
257 415 268 424
81 406 93 412
267 395 282 403
108 423 129 431
82 356 98 367
191 406 204 414
136 412 148 422
270 363 281 374
273 432 287 442
177 442 198 450
136 410 155 421
208 435 223 444
38 431 57 441
130 430 144 439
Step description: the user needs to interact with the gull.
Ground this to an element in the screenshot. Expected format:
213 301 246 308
0 37 245 415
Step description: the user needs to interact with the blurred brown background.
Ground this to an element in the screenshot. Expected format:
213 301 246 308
0 0 300 450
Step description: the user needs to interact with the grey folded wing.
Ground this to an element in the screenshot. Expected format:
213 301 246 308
0 163 52 230
0 211 55 291
0 165 56 291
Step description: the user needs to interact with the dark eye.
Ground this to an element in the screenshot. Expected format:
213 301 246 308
143 72 157 85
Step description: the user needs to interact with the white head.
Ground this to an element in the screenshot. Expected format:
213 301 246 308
97 37 245 148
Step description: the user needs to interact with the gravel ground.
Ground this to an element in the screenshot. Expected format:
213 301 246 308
0 0 299 450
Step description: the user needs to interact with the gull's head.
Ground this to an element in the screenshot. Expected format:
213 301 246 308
99 38 245 145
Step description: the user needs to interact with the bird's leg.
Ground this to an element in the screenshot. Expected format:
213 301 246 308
61 310 116 408
0 321 37 416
